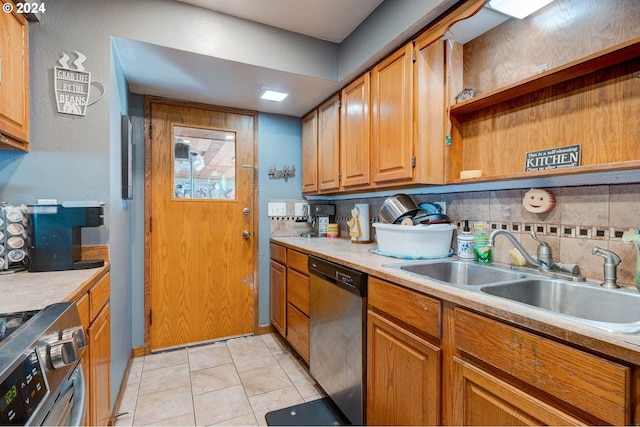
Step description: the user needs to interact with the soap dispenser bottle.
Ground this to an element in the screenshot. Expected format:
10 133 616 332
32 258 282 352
457 220 475 260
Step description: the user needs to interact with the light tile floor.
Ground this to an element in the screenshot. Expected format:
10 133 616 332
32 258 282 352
114 334 322 426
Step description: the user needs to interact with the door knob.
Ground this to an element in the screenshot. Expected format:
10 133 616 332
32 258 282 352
243 207 250 215
243 230 250 239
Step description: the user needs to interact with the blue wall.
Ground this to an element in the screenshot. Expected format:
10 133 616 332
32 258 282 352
257 114 303 325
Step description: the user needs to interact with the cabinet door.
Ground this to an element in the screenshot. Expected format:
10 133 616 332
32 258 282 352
287 304 310 363
452 358 584 426
414 37 447 184
367 310 440 426
287 268 309 315
317 94 340 192
340 73 370 188
269 260 287 336
0 0 29 149
301 110 318 194
88 303 111 427
371 43 413 184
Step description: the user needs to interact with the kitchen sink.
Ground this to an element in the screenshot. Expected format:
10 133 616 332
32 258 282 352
397 260 526 286
481 279 640 329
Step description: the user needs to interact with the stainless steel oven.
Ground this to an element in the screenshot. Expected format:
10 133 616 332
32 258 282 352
0 302 87 425
309 256 367 425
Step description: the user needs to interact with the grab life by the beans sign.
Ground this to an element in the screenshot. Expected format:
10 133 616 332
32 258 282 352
54 51 104 116
525 144 581 172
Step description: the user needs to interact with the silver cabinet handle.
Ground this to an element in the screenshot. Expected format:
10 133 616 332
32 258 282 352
243 230 250 239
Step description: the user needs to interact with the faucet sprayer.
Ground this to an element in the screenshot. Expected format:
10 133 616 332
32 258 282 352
592 246 621 289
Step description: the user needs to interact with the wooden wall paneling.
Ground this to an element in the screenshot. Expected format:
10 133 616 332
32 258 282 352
457 58 640 177
463 0 640 96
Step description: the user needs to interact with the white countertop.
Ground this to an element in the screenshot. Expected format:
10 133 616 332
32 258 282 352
0 266 108 313
271 236 640 364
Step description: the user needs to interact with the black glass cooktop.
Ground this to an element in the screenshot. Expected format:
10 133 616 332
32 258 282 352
0 310 39 345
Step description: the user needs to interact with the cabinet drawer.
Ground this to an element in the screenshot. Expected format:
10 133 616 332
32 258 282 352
369 277 441 339
455 308 631 426
287 304 310 363
76 292 90 330
270 243 287 264
89 273 110 322
287 268 309 315
287 249 308 275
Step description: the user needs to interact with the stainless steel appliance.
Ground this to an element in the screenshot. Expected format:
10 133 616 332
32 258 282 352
27 202 105 272
301 204 335 238
0 302 87 425
309 256 367 425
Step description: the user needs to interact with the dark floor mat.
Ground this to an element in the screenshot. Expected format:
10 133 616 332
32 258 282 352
265 397 350 426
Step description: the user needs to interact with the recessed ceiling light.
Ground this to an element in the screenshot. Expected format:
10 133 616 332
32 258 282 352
260 89 289 102
487 0 554 19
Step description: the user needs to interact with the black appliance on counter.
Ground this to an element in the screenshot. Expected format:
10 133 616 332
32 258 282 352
0 302 87 425
27 202 105 272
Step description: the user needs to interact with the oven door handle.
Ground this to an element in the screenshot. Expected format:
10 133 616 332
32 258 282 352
68 366 86 427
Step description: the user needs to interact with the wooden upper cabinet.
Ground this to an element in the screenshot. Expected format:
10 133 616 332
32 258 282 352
340 73 371 189
413 37 448 185
371 42 414 184
317 94 340 192
301 110 318 194
0 0 30 150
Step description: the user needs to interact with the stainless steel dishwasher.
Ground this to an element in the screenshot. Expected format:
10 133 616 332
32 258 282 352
308 256 367 426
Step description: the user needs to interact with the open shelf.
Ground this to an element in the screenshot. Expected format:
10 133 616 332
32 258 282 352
447 160 640 185
449 37 640 116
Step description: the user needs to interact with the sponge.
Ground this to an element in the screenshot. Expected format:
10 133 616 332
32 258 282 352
508 248 527 266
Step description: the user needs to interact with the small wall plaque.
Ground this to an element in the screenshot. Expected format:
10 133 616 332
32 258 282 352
525 144 581 172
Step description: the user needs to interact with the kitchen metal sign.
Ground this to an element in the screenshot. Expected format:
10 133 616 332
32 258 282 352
54 51 104 116
525 144 581 172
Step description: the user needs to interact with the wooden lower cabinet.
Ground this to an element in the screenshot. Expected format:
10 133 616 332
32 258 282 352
454 308 632 426
452 357 585 426
367 311 440 426
76 271 111 426
269 259 287 336
366 277 638 426
270 244 310 363
367 277 441 426
88 303 111 426
286 304 310 362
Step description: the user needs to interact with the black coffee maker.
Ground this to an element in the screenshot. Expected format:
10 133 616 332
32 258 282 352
27 201 105 272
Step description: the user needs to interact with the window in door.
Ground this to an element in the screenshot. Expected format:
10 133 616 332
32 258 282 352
173 125 236 200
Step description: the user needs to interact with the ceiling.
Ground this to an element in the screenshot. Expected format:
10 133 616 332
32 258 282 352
114 0 507 117
176 0 384 43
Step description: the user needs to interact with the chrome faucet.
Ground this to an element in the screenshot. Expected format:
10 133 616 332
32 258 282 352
488 229 585 281
592 247 621 288
487 229 544 268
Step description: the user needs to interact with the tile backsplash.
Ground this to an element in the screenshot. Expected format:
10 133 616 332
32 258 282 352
328 184 640 288
268 184 639 287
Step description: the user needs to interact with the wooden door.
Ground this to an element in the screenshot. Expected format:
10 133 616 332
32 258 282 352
301 110 318 194
367 310 441 426
371 42 414 183
340 73 371 189
317 94 340 192
146 98 256 350
452 358 584 426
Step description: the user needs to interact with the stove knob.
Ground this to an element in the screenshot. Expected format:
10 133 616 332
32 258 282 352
62 326 87 350
49 337 79 369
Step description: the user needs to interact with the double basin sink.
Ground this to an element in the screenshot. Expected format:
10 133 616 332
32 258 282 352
387 259 640 334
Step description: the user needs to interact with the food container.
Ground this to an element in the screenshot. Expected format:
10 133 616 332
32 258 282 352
373 222 455 258
379 194 420 224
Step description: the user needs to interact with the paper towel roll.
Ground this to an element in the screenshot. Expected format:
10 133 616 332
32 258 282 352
355 203 370 242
